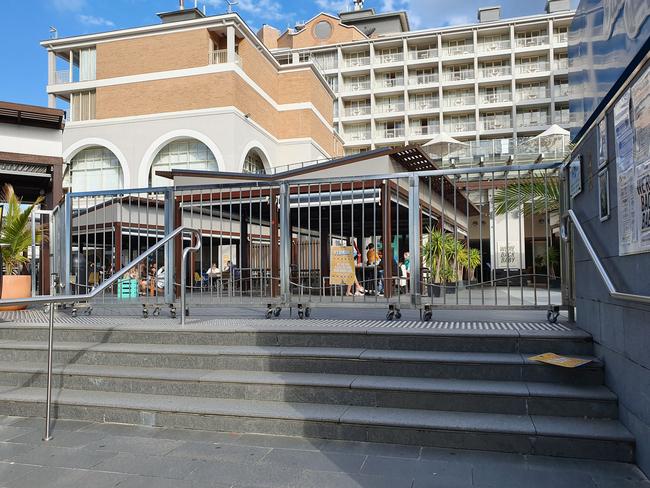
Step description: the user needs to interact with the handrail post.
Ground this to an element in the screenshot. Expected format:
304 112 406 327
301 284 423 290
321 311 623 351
43 301 54 441
408 175 421 306
279 183 291 304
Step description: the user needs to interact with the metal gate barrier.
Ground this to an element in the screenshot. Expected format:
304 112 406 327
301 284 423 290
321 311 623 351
58 161 564 321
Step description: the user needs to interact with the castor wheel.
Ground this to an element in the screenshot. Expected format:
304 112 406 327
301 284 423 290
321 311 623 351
547 309 559 323
170 310 177 319
265 309 273 319
423 310 432 321
71 308 77 318
143 309 149 318
84 307 92 316
304 307 311 318
386 310 395 321
298 308 304 319
394 310 402 320
153 307 161 317
273 307 281 317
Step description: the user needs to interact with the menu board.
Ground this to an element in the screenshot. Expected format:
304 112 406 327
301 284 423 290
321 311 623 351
615 66 650 255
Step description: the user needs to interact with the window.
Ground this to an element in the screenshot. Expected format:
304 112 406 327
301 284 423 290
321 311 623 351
150 138 218 186
313 20 333 40
243 150 266 174
69 90 96 122
79 48 96 81
64 147 123 192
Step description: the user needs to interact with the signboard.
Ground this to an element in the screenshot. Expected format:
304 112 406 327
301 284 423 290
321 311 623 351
569 157 582 198
489 206 526 271
329 245 356 285
615 66 650 255
598 118 608 168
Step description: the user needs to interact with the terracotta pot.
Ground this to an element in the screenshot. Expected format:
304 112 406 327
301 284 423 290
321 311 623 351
0 275 31 311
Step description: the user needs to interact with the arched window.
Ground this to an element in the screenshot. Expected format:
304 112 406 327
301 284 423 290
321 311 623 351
64 147 123 192
243 149 266 174
150 138 218 186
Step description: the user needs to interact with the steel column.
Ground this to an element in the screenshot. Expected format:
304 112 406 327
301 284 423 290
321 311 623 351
408 175 421 306
279 183 291 302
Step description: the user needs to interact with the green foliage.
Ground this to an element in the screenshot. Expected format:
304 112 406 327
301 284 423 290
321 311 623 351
422 227 480 284
0 184 44 275
493 178 560 216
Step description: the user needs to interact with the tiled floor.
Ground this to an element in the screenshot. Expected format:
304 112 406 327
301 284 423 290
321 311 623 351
0 415 647 488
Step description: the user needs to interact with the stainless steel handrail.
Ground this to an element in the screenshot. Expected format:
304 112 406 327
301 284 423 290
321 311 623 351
0 225 201 441
562 209 650 304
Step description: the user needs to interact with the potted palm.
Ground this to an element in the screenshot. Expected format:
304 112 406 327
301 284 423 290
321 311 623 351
422 228 446 297
467 248 482 284
0 184 44 311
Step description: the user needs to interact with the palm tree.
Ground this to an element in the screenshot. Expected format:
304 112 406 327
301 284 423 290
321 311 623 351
422 228 446 283
0 184 44 275
467 248 482 282
493 178 560 216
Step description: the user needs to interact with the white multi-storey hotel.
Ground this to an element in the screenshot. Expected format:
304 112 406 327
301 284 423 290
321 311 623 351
260 0 573 157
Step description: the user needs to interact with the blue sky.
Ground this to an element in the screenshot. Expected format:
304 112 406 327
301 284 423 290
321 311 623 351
0 0 578 107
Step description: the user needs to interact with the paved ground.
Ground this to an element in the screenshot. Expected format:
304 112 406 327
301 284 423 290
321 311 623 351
0 415 647 488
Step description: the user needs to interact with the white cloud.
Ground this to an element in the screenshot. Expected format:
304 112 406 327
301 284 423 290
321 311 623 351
207 0 287 20
315 0 351 13
51 0 86 11
78 14 115 27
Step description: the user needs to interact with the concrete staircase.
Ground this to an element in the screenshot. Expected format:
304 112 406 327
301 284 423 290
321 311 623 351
0 319 635 462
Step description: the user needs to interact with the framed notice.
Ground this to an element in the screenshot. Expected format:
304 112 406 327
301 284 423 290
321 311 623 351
569 157 582 199
599 168 610 222
329 245 356 286
598 118 608 168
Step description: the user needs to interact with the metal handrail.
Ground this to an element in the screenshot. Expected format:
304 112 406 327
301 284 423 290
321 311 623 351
562 209 650 304
0 225 201 441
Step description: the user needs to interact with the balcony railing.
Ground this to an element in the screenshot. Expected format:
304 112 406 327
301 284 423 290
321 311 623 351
444 120 476 132
343 56 370 68
345 130 371 142
375 78 405 89
408 48 438 61
408 74 438 86
479 65 511 78
477 40 511 52
311 57 338 70
342 81 372 92
479 117 513 130
342 106 371 117
515 62 550 75
375 103 405 114
377 127 405 139
516 88 550 101
479 92 512 104
556 111 571 124
554 84 569 98
411 125 440 137
553 59 569 70
210 49 241 65
517 115 551 127
442 69 474 82
553 32 569 44
377 52 404 64
409 99 439 111
54 70 70 84
515 35 549 48
442 44 474 56
443 95 476 108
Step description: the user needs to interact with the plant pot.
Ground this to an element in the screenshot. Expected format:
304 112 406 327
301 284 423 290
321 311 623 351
0 275 31 311
427 283 442 297
444 283 457 294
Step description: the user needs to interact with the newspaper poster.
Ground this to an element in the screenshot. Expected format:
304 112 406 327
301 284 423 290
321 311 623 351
329 245 356 285
616 66 650 255
598 118 608 168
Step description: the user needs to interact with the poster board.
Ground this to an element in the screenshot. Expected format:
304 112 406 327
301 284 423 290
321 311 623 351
569 157 582 198
329 245 356 285
615 65 650 255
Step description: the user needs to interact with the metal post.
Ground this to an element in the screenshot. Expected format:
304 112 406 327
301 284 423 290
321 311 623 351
31 211 37 296
279 183 291 303
408 175 421 306
43 302 54 441
180 247 187 326
63 193 72 295
164 188 175 304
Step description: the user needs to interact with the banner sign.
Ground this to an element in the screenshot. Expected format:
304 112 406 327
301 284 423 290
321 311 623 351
615 66 650 255
329 245 356 285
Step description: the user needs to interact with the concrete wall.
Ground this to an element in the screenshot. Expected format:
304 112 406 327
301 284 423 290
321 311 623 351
0 124 62 157
570 59 650 475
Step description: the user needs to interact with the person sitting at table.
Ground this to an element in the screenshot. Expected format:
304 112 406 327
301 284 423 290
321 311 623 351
206 263 220 288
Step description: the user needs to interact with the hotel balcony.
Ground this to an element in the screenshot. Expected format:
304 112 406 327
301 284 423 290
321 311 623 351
517 114 551 129
374 77 405 91
409 98 439 112
341 81 372 94
410 124 440 138
408 48 438 62
515 61 550 76
478 65 512 79
516 88 550 102
553 32 569 44
441 69 475 83
443 95 476 109
376 52 404 65
479 116 513 131
408 73 439 87
343 130 372 143
476 39 511 53
442 44 474 57
554 84 569 98
375 102 406 115
209 49 241 66
515 35 549 49
553 59 569 71
479 92 512 105
556 110 571 125
343 56 371 68
376 127 406 140
311 57 338 71
444 120 476 133
341 105 371 118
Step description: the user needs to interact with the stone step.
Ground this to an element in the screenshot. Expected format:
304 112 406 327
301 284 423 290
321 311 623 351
0 361 618 418
0 341 605 384
0 386 634 462
0 322 594 355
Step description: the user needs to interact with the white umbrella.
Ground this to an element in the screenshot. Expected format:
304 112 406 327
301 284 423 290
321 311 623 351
422 132 469 157
528 124 570 139
521 124 570 158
